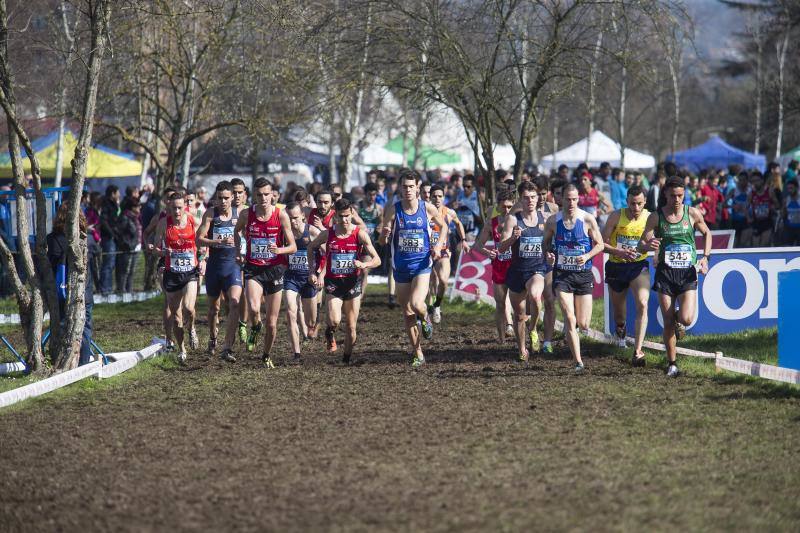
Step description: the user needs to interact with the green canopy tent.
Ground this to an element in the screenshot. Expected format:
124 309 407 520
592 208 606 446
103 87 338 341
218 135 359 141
384 136 461 168
779 145 800 169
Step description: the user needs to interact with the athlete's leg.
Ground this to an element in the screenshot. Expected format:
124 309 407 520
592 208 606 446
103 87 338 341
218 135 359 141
630 270 650 355
574 294 593 331
542 271 556 346
610 288 628 336
326 294 343 351
409 272 431 320
527 274 544 331
676 289 697 328
207 294 222 347
302 296 318 338
658 292 677 364
284 289 302 356
396 281 422 358
492 282 509 341
343 295 361 359
434 257 450 305
508 289 528 360
556 289 582 364
262 290 282 357
166 290 185 353
181 280 198 339
246 279 264 327
221 285 242 351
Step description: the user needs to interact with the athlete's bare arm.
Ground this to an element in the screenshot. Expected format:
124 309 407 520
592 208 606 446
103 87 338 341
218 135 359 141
426 203 447 256
278 210 297 255
196 209 218 248
542 214 557 264
601 210 636 261
582 212 605 264
233 208 249 260
638 211 661 253
307 229 329 288
349 210 368 233
379 203 396 246
149 218 168 257
498 212 520 253
356 229 381 270
472 221 494 258
689 206 712 274
450 209 469 251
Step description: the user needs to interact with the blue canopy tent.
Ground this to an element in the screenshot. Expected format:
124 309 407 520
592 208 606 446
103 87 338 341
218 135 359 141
666 136 766 173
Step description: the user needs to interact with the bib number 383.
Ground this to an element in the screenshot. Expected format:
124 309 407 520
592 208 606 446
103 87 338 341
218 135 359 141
398 230 424 253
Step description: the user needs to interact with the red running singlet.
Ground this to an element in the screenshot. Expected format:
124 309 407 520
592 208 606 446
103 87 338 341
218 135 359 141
490 215 512 285
164 215 197 273
325 226 362 279
245 206 285 267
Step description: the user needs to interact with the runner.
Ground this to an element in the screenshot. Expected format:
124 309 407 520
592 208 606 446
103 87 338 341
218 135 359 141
542 184 605 374
379 170 447 367
195 181 241 362
639 176 711 377
602 185 650 366
358 182 383 294
308 198 381 364
234 177 297 367
536 176 561 354
748 171 775 247
782 179 800 245
283 202 321 362
230 178 251 346
149 192 201 363
427 184 467 324
473 189 515 342
499 182 547 362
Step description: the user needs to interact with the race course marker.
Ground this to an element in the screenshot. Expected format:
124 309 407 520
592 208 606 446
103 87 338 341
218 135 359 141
716 355 800 385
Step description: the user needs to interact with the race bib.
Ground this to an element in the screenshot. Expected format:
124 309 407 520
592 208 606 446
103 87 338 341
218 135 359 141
366 222 377 235
250 237 276 260
519 236 543 259
788 209 800 225
431 231 440 246
331 252 356 275
212 226 234 246
288 251 308 272
617 235 639 255
557 246 583 271
398 229 425 253
664 243 693 269
496 248 512 262
169 250 195 273
755 203 769 219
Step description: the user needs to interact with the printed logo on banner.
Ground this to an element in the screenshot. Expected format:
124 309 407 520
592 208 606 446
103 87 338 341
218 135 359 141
604 248 800 336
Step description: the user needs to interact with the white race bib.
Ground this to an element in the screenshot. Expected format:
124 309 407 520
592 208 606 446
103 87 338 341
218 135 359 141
212 226 234 246
331 252 356 275
519 236 543 259
250 237 276 260
557 246 582 271
169 250 195 273
664 243 693 269
288 252 308 272
617 235 639 255
398 229 425 253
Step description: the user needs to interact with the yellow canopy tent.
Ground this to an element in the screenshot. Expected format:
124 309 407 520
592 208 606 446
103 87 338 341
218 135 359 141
0 129 143 178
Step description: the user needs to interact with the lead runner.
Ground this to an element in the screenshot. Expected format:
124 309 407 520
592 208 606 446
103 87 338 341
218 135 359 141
379 170 447 367
638 176 711 377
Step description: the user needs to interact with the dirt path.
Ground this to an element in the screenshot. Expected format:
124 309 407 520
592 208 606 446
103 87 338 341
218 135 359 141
1 292 799 531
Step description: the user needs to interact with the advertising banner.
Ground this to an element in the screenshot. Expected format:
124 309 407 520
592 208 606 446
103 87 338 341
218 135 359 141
604 247 800 336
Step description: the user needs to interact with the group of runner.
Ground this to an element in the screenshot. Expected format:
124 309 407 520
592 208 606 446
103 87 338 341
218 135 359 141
146 169 710 376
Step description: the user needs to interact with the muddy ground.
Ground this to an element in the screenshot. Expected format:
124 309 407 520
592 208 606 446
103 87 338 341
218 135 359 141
1 291 799 532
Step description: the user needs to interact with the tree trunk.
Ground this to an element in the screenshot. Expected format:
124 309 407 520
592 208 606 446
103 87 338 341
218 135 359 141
667 52 682 157
619 61 627 169
775 30 788 159
552 107 559 169
753 23 763 154
53 0 112 371
586 25 604 162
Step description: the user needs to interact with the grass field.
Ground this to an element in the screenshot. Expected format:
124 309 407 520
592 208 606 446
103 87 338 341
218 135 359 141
0 286 798 531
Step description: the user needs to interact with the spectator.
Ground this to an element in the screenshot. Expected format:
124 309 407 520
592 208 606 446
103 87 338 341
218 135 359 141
99 185 121 295
646 171 666 212
784 160 798 184
46 202 95 366
455 174 482 219
196 186 209 208
728 171 751 247
115 197 142 294
608 168 628 210
577 172 611 219
698 174 722 230
782 179 800 245
748 171 774 248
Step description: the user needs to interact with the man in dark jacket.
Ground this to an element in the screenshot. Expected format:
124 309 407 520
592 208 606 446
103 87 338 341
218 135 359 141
99 185 121 295
115 197 142 293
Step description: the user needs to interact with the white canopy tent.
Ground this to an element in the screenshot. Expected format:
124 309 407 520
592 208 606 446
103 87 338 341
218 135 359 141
358 143 405 166
540 131 656 170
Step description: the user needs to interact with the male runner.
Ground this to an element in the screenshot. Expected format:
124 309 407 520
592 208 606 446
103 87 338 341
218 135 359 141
230 178 251 345
639 176 711 377
358 182 383 294
308 198 381 364
543 184 604 374
196 181 241 362
379 170 447 367
499 182 547 362
283 202 321 362
536 176 561 354
234 177 297 367
473 189 515 342
602 185 650 366
150 192 201 363
428 184 467 324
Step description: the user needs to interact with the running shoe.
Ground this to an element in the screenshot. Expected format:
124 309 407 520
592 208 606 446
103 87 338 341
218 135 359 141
247 324 262 352
574 362 585 374
431 306 442 324
615 325 627 348
542 342 554 355
207 337 217 355
631 353 646 367
529 329 539 352
579 327 590 337
666 363 680 377
177 351 187 364
675 321 686 340
237 321 247 344
293 353 303 364
165 342 176 353
220 349 236 363
388 294 397 309
421 315 433 340
505 324 515 338
518 350 529 363
325 329 337 352
342 352 351 365
411 354 425 368
189 327 199 350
